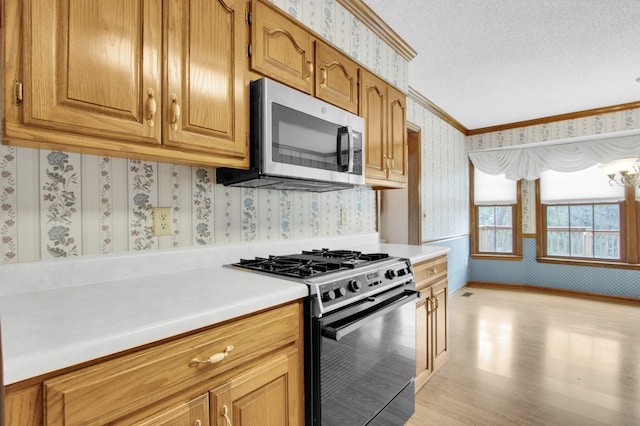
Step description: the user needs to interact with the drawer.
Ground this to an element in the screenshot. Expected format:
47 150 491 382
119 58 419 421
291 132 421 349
44 302 301 426
413 255 447 291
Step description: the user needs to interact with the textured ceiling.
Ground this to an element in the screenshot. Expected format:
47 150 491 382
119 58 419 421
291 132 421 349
363 0 640 130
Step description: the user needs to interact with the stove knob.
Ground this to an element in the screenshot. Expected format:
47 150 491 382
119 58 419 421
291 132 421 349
348 279 362 292
385 269 397 280
336 287 347 298
322 290 336 302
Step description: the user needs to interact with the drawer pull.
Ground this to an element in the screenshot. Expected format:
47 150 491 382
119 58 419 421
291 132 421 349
222 405 232 426
194 421 202 426
189 345 234 367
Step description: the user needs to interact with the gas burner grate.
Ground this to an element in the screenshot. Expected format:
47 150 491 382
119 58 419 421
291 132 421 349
234 250 393 279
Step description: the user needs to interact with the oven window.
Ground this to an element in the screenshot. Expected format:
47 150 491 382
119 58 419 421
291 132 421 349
317 298 415 425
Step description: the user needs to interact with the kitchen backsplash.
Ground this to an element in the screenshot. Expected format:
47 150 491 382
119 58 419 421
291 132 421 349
0 145 377 263
0 0 412 265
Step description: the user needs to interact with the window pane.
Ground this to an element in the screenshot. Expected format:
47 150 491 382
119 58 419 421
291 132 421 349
478 206 495 226
480 229 496 251
495 206 512 226
594 205 620 231
547 206 568 227
547 230 569 256
545 203 620 260
569 205 593 229
496 229 513 252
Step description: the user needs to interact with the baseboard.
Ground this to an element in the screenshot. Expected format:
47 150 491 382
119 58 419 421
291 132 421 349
465 281 640 306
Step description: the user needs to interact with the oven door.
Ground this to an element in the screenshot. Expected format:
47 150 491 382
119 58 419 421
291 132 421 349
314 285 419 425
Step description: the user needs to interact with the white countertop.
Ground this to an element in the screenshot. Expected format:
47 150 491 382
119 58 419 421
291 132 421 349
0 233 449 385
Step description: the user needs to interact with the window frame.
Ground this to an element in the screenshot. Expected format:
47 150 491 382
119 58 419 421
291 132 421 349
536 180 639 269
470 162 523 260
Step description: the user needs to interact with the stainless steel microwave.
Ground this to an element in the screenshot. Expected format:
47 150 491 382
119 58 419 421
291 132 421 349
216 78 365 192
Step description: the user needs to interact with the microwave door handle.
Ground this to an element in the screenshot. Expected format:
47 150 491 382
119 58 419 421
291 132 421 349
347 125 354 173
336 126 353 173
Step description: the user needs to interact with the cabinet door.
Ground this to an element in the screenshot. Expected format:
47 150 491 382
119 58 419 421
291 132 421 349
315 42 359 114
23 0 162 145
359 70 388 181
386 85 408 184
251 0 314 94
415 294 432 391
165 0 248 163
210 350 301 426
129 394 210 426
432 279 449 370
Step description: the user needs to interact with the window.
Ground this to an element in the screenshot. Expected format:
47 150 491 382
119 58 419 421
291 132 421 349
470 164 522 259
537 165 639 267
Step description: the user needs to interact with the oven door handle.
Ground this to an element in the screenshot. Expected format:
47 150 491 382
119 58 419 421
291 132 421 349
321 290 420 341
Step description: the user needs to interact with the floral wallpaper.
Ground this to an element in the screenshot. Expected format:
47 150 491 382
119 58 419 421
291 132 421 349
0 145 376 264
406 98 469 241
0 0 412 264
467 107 640 233
269 0 408 90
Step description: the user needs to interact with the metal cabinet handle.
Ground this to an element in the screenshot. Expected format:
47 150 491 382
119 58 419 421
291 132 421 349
320 68 327 88
194 420 202 426
306 61 313 81
222 405 232 426
146 89 157 127
189 345 234 367
170 94 181 131
427 267 438 276
435 297 439 310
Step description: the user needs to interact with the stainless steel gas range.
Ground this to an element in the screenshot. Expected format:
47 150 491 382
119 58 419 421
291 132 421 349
231 249 419 426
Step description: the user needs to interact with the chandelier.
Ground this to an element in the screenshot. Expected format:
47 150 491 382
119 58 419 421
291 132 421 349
599 157 640 188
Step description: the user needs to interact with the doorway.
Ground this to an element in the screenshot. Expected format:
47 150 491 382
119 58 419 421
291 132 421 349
379 123 422 244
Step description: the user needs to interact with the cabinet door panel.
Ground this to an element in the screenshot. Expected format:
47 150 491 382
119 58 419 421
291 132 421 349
432 280 448 370
315 42 359 114
129 394 209 426
25 0 162 144
251 1 313 94
210 350 301 426
387 85 408 184
360 70 387 180
165 0 247 160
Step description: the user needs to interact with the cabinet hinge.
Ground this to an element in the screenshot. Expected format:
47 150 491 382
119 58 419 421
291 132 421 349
14 80 23 105
248 44 252 57
247 11 252 25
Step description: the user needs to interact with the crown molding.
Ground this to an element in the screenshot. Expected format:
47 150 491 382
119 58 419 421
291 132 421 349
336 0 417 61
467 101 640 135
408 87 468 134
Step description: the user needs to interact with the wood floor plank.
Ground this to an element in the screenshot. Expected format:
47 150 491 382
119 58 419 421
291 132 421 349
407 287 640 426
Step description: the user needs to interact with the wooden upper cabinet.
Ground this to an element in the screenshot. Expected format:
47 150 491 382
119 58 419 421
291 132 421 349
387 84 408 184
315 42 359 114
22 0 162 144
3 0 248 168
250 0 314 94
359 69 408 188
360 70 388 182
164 0 247 159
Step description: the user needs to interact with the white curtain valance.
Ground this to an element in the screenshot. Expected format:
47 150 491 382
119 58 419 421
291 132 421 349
468 129 640 180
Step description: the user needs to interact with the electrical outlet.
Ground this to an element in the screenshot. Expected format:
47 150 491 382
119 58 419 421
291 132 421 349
152 207 172 236
340 208 347 225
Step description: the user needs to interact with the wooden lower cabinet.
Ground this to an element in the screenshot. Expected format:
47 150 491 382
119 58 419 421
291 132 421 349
126 394 210 426
4 302 304 426
413 256 448 391
210 349 300 426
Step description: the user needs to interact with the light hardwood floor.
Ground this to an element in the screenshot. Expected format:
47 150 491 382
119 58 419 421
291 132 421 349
407 287 640 426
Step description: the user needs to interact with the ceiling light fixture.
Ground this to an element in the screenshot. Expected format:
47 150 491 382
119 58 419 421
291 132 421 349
599 157 640 188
